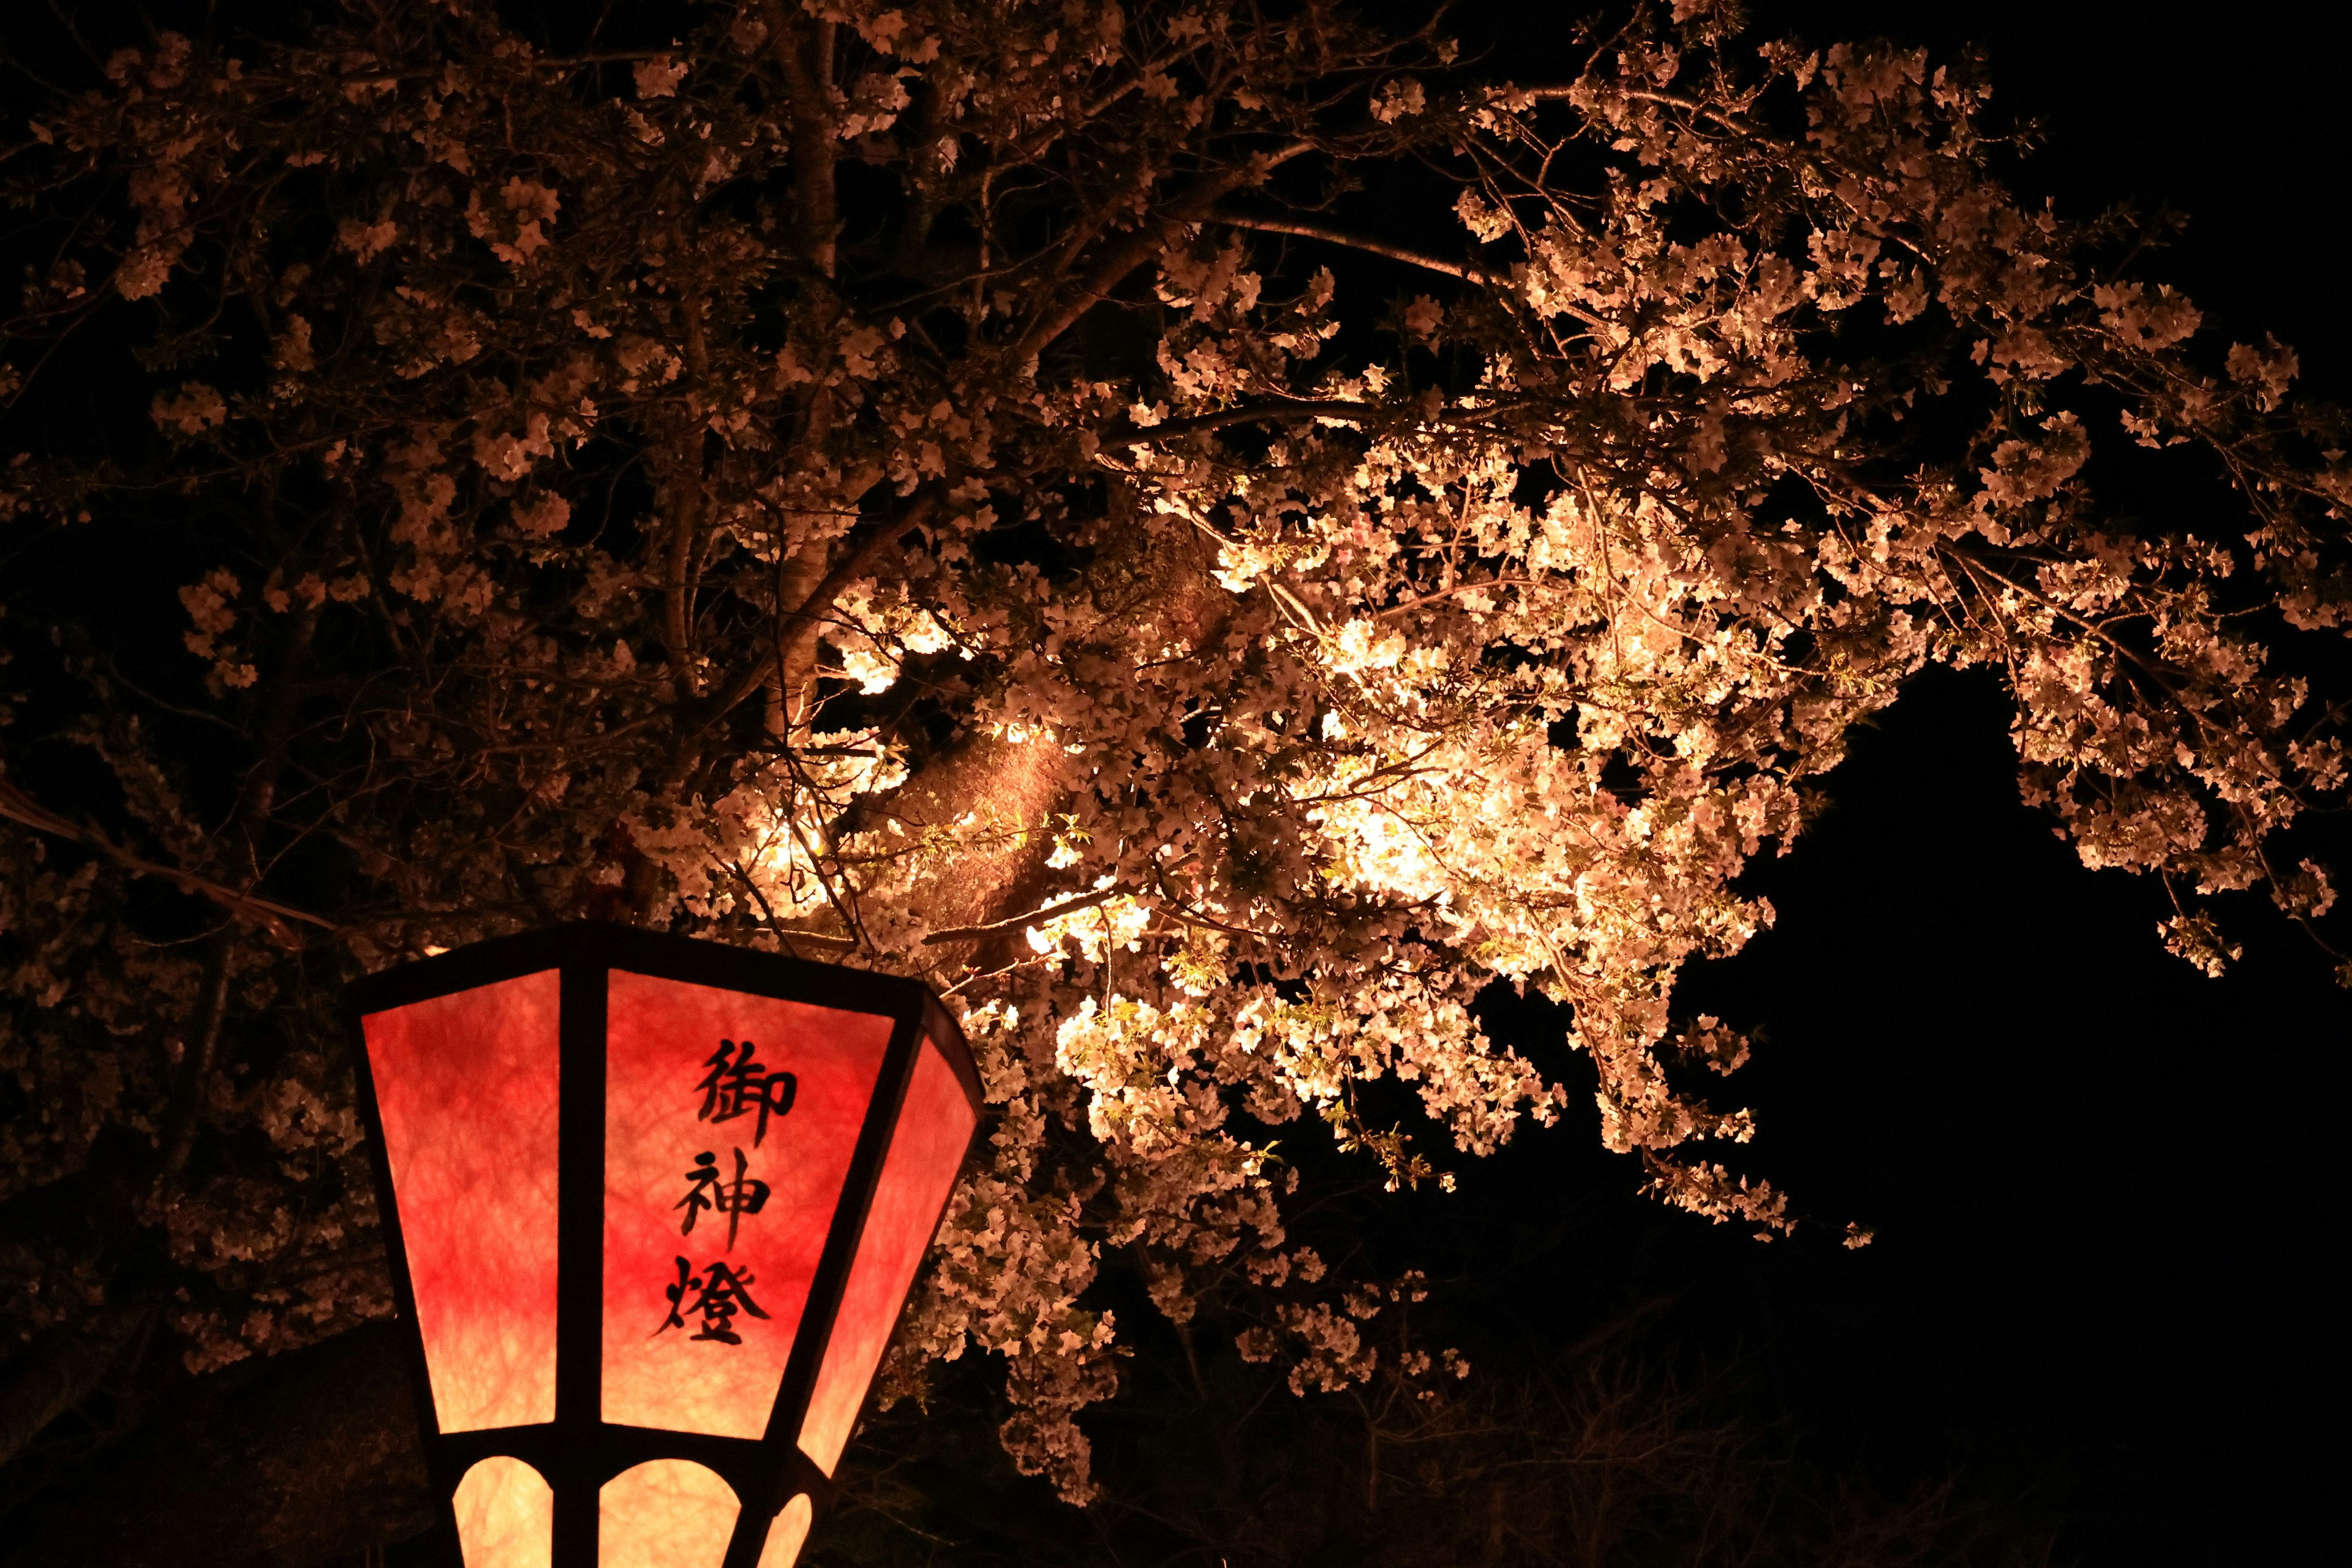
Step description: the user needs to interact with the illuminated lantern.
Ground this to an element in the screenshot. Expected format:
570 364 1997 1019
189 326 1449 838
347 924 981 1568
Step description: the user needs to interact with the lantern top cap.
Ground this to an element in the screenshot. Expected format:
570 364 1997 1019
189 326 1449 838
347 922 971 1095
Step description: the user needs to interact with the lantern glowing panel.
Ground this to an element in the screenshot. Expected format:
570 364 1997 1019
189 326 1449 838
363 972 563 1433
600 972 895 1438
454 1458 555 1568
350 926 982 1568
795 1037 977 1475
598 1460 741 1567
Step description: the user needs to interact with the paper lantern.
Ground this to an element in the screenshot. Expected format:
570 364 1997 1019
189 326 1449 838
348 924 981 1568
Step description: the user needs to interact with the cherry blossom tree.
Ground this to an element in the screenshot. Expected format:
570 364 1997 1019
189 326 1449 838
1 0 2346 1531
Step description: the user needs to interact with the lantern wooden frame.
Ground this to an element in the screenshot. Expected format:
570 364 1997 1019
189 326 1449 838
347 922 981 1568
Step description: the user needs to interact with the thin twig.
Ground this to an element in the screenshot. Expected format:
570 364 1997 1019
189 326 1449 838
922 884 1127 945
0 778 340 943
1213 212 1498 284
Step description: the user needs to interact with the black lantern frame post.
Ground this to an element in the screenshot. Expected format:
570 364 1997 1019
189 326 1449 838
347 923 981 1568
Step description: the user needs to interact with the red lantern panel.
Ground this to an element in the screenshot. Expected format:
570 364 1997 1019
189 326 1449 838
363 971 563 1433
795 1035 978 1474
600 970 895 1439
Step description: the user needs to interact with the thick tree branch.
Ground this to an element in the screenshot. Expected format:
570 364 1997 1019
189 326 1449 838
690 492 935 743
774 8 841 279
875 518 1231 964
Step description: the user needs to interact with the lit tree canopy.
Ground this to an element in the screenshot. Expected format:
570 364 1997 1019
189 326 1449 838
2 0 2346 1504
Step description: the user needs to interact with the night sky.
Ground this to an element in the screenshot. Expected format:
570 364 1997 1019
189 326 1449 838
1424 5 2352 1564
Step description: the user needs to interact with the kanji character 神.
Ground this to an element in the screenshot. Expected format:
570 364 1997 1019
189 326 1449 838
674 1147 771 1251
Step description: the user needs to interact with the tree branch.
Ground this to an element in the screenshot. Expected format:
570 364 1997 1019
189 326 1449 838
922 883 1127 944
1098 393 1546 450
691 493 933 741
774 7 841 279
0 779 341 944
1213 211 1498 284
1010 142 1318 366
1098 396 1381 448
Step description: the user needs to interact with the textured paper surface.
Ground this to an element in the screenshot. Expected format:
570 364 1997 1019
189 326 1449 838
601 970 892 1437
365 972 563 1431
797 1037 974 1474
757 1494 815 1568
598 1459 738 1567
453 1457 553 1568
